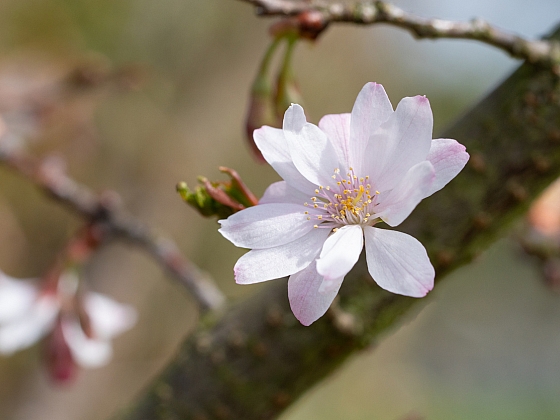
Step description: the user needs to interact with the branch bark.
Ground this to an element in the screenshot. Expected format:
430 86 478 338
116 25 560 420
243 0 560 70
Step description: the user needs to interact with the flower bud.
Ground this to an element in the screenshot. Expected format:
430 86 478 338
44 318 77 384
218 166 258 207
177 168 257 219
177 181 226 217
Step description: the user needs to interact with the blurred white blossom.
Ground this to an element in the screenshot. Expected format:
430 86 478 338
0 270 136 381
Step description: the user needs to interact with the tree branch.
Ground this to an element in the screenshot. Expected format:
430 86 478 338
242 0 560 70
0 146 226 313
116 24 560 420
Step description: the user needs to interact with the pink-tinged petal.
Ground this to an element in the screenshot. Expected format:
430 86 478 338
84 293 137 340
219 203 312 249
259 181 310 205
316 225 363 283
283 104 341 187
0 295 59 354
424 138 469 198
364 226 434 297
0 274 38 323
61 318 112 368
235 228 330 284
254 126 316 195
288 261 343 326
318 113 351 171
349 82 393 176
375 161 435 227
365 95 433 191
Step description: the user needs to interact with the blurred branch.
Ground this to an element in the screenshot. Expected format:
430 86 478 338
241 0 560 70
517 222 560 293
117 25 560 420
0 146 226 313
515 178 560 292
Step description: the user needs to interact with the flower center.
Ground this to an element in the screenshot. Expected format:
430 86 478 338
304 167 381 229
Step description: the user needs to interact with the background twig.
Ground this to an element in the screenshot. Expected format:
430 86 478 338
0 145 226 313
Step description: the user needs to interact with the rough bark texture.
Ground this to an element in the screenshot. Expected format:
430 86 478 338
116 26 560 420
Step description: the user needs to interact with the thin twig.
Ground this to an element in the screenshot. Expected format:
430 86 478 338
0 146 226 313
240 0 560 70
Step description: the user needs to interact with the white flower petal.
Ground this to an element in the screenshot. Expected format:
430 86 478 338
288 261 342 326
219 203 312 249
0 295 59 354
349 82 393 176
0 274 38 324
283 104 341 187
365 95 433 191
84 293 137 340
259 181 310 205
424 138 469 198
254 126 316 194
318 113 351 171
61 318 112 368
364 226 434 297
283 102 307 132
316 225 363 283
234 228 330 284
375 161 435 227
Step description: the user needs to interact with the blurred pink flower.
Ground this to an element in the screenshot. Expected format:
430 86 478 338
219 83 469 326
0 270 137 381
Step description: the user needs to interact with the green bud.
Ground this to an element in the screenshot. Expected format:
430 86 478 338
176 181 233 218
177 168 258 219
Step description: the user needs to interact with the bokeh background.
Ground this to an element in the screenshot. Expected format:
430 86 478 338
0 0 559 419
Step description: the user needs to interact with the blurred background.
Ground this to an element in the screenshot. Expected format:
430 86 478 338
0 0 559 419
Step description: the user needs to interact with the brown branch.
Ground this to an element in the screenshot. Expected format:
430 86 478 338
241 0 560 70
0 146 226 313
116 24 560 420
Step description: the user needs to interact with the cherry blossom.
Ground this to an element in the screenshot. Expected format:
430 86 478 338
0 270 137 381
220 82 469 326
